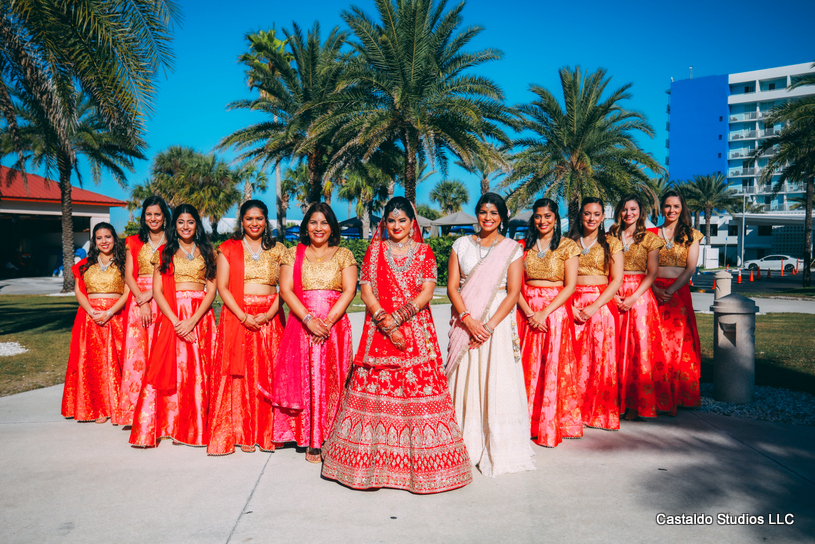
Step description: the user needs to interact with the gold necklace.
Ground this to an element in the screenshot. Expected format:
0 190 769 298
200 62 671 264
309 245 330 262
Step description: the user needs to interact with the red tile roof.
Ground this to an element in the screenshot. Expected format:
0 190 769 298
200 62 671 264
0 166 126 207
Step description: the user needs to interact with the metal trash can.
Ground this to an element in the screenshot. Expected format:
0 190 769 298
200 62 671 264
709 294 759 404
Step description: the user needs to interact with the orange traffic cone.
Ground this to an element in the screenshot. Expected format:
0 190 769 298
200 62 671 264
689 276 694 286
713 279 716 291
749 269 754 281
726 264 730 272
781 265 784 277
757 268 761 280
738 270 742 283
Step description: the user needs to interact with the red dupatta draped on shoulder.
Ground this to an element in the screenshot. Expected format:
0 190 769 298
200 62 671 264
264 243 308 410
218 239 247 377
145 249 177 391
126 235 144 283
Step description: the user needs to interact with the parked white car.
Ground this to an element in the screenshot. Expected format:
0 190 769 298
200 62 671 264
744 255 798 273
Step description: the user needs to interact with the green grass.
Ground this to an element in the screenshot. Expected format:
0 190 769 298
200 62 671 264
735 287 815 298
697 313 815 395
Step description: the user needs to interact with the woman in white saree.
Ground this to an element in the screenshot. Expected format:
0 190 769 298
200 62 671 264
446 193 536 477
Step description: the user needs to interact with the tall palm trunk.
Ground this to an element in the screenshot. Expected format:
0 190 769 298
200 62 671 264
280 197 289 236
481 175 490 195
388 179 395 200
361 201 371 240
803 176 813 288
274 114 285 232
58 154 75 293
568 197 580 232
705 206 713 241
403 133 417 204
307 150 323 204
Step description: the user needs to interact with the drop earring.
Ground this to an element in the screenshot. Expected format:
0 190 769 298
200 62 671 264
409 226 414 237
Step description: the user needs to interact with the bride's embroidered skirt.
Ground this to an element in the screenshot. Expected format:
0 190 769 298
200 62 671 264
321 360 472 494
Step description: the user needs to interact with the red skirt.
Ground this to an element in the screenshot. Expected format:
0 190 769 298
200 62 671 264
129 290 216 447
120 276 159 426
518 285 582 447
321 360 473 494
61 298 125 424
207 295 291 455
653 278 701 408
573 285 620 430
275 290 353 449
617 275 674 417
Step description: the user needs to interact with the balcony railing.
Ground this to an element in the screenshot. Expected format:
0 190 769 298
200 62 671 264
728 168 756 176
729 112 759 122
666 121 670 131
760 129 777 138
666 105 671 114
729 150 756 159
732 185 756 194
730 131 757 140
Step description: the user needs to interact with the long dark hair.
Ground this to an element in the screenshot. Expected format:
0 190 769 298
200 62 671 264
568 196 611 268
159 203 217 281
80 222 126 278
137 195 171 243
231 199 276 250
524 198 561 252
475 192 509 234
299 202 341 247
609 193 647 244
661 190 694 246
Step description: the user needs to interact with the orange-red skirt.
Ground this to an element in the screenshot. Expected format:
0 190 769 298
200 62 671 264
617 275 674 417
653 278 701 408
518 285 582 447
573 285 619 430
207 294 291 455
120 276 159 426
61 298 125 424
129 290 216 447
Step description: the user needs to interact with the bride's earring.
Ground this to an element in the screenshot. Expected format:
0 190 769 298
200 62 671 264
409 226 414 237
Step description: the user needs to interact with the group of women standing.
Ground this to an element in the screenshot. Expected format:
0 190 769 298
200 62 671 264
61 189 702 495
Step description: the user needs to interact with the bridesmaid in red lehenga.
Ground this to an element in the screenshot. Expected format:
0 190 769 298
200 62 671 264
121 196 170 426
569 197 624 430
62 222 130 424
608 194 672 419
321 197 472 493
207 200 289 455
517 198 582 447
129 204 218 447
649 190 703 408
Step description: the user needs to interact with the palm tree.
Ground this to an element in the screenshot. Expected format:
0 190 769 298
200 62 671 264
235 27 291 229
753 63 815 286
455 144 510 195
337 162 391 239
687 173 742 242
0 0 179 291
0 90 145 291
416 203 441 220
504 66 663 226
235 163 268 208
430 179 469 215
280 162 311 215
312 0 514 204
219 22 347 204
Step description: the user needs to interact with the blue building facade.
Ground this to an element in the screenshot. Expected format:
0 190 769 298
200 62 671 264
666 75 730 182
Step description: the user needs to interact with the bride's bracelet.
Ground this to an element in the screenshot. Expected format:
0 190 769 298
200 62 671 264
392 301 419 325
372 308 387 323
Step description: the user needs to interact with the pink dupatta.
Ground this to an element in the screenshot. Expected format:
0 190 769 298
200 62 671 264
446 237 520 374
261 243 308 410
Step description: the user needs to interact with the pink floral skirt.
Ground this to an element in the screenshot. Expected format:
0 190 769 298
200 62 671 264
129 290 216 447
120 276 159 426
573 285 620 430
518 285 582 447
654 278 701 408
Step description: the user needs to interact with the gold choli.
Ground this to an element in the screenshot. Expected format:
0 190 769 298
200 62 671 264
657 229 704 268
577 235 624 276
618 230 665 272
84 263 125 294
523 238 581 282
281 246 357 291
242 242 285 286
172 254 207 284
136 242 159 275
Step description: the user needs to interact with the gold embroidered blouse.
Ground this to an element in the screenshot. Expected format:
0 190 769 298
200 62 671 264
135 243 159 276
242 242 286 286
84 263 125 294
173 254 207 284
618 231 665 272
281 246 357 291
657 229 704 268
577 235 624 276
524 238 581 282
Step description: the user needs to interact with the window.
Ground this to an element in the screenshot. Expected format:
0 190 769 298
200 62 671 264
719 116 723 121
709 225 719 236
758 225 772 237
718 134 722 140
728 225 739 236
768 83 775 90
718 153 721 158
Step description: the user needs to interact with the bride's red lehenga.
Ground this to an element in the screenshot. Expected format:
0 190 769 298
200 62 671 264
321 223 472 494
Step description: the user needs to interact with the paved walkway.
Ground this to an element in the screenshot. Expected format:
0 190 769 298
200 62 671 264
0 276 66 295
1 308 814 543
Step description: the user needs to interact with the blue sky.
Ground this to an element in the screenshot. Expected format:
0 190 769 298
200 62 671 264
24 0 815 229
